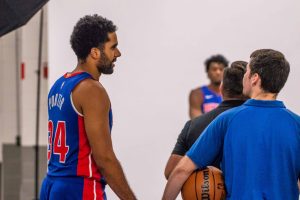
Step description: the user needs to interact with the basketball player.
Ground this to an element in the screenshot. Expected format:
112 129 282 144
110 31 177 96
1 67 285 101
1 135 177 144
189 54 229 119
40 15 136 200
164 61 247 179
162 49 300 200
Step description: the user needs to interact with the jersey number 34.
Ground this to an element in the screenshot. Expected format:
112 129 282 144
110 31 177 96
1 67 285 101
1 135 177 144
48 120 70 163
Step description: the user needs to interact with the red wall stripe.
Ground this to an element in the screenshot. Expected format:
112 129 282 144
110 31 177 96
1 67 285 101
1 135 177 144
43 62 48 79
21 62 25 80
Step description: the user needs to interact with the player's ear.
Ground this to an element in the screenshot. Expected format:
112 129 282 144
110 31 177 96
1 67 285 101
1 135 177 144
90 47 100 59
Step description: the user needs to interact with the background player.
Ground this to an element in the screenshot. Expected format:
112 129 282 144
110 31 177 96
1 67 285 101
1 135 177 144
165 61 247 179
40 15 136 200
189 54 229 119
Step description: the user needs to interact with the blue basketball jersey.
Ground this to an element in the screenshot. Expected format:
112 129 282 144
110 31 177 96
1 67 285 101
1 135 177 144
200 86 222 113
47 72 113 186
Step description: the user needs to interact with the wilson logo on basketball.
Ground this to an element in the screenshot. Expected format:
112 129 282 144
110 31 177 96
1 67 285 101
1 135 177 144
201 169 210 199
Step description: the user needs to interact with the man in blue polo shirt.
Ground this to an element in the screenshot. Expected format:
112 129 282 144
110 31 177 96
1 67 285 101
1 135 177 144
162 49 300 200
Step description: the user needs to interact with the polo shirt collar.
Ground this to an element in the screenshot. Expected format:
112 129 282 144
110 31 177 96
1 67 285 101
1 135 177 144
244 99 285 108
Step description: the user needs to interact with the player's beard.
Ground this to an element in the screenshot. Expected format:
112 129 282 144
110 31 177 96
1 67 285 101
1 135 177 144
97 51 115 75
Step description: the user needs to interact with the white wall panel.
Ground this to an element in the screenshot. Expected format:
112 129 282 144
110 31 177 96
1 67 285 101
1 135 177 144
0 31 19 162
20 9 48 146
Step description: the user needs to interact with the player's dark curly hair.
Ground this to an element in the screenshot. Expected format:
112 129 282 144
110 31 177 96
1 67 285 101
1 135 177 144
70 14 117 61
249 49 290 93
204 54 229 72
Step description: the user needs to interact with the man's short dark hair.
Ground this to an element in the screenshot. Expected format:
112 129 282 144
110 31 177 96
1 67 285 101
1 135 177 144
249 49 290 94
222 61 247 98
70 14 117 61
204 54 229 72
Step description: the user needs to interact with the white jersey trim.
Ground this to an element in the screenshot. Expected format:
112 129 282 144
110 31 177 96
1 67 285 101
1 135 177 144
93 179 97 200
70 92 83 117
89 151 92 178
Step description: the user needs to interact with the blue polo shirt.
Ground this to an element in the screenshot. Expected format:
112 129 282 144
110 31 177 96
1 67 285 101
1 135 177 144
187 99 300 200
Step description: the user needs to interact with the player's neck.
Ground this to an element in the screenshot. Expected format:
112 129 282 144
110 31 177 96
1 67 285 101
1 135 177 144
74 61 101 81
208 83 221 94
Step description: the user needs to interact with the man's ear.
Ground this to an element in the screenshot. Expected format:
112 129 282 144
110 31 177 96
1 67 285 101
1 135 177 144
220 82 224 97
90 47 100 59
251 73 260 86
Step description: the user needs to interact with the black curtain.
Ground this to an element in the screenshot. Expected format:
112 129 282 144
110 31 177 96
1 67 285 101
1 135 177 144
0 0 48 37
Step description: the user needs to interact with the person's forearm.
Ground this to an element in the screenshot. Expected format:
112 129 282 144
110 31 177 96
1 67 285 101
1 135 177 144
99 158 136 200
164 167 172 180
164 155 183 180
164 161 175 180
162 169 187 200
163 156 196 200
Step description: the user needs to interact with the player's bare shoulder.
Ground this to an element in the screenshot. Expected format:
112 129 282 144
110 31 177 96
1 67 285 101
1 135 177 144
72 78 110 114
76 78 108 97
189 87 203 102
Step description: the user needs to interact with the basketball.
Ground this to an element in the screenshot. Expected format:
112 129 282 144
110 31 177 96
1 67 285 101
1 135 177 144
181 166 226 200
